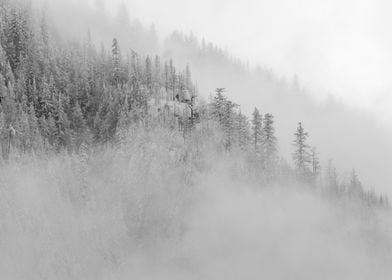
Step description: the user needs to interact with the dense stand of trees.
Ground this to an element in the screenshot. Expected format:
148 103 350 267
0 0 198 154
0 0 389 209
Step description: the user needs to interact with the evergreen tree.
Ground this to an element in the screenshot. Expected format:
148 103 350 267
262 113 277 164
70 101 87 149
169 59 176 99
310 147 321 184
5 4 29 72
144 56 152 90
0 73 6 102
153 55 161 90
164 61 169 93
111 38 121 86
235 110 250 149
348 169 364 199
0 111 6 158
292 122 311 178
211 88 226 125
53 92 70 149
46 112 57 147
251 107 262 153
15 107 29 153
39 9 50 60
222 100 236 150
0 43 8 78
27 103 41 151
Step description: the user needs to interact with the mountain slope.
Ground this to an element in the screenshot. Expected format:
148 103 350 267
164 32 392 195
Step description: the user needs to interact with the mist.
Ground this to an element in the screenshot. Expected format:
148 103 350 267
102 0 392 122
35 0 392 120
1 0 391 278
1 127 391 279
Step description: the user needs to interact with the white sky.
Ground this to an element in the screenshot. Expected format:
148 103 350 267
103 0 392 123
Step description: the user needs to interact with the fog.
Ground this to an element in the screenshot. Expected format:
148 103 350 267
103 0 392 123
38 0 392 121
1 128 391 279
2 1 392 278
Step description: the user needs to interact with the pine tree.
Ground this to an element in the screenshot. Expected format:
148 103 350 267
348 169 363 199
53 92 70 149
310 147 321 184
169 59 176 99
251 107 262 153
292 122 311 177
5 7 20 71
153 55 161 89
0 73 6 103
39 10 50 60
111 38 121 86
210 88 235 149
5 2 31 73
238 112 250 149
222 100 236 150
38 76 52 118
70 101 87 149
144 56 152 90
24 104 38 151
15 107 29 153
211 88 226 125
0 43 8 78
46 112 57 147
4 60 14 87
164 61 169 93
0 111 7 159
262 113 277 164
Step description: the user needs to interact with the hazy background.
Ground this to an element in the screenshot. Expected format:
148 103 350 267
36 0 392 124
101 0 392 124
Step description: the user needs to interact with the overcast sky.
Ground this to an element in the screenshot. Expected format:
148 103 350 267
99 0 392 124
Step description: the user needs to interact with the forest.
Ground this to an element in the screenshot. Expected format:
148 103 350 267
0 0 387 206
0 0 391 279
